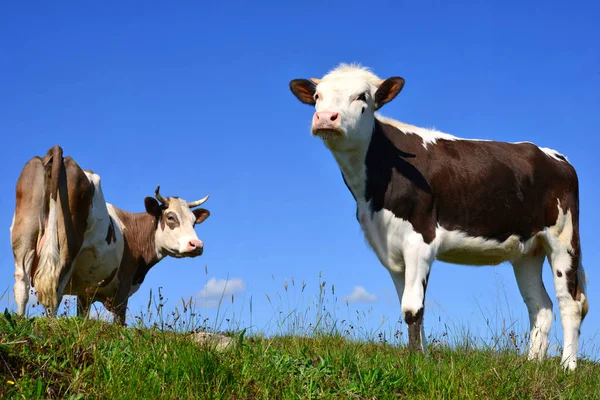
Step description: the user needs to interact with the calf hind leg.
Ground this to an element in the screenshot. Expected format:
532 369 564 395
512 254 553 360
545 229 587 370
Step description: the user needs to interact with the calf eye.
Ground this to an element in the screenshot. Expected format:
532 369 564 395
314 94 320 101
356 93 367 102
167 215 175 222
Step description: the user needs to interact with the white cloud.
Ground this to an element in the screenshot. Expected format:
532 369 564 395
344 286 377 304
197 278 246 308
198 299 221 309
89 306 114 322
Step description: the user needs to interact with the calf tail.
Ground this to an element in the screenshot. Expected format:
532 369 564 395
579 256 588 321
34 145 63 314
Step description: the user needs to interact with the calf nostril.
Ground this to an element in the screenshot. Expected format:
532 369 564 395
330 113 339 121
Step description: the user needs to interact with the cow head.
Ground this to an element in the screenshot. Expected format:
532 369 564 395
289 64 405 149
144 186 210 259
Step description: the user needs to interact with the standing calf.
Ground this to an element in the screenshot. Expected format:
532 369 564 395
289 64 588 370
10 146 211 325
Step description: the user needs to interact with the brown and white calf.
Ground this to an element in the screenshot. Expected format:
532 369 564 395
290 64 588 370
10 146 210 325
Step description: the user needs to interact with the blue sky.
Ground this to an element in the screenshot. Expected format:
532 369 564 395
1 1 599 356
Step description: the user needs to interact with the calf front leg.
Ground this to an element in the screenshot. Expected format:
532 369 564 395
400 241 434 352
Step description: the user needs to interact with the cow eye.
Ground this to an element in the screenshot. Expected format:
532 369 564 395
167 215 175 222
314 93 320 101
356 93 367 102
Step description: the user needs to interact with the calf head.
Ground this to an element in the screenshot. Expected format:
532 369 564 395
289 64 405 149
144 185 210 258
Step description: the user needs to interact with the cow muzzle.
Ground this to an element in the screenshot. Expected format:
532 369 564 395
183 239 204 257
311 111 344 138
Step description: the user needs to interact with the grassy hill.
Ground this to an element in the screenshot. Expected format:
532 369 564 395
1 310 599 399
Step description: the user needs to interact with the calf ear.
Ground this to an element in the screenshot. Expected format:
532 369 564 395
144 197 162 217
193 208 210 224
374 77 405 110
289 79 317 106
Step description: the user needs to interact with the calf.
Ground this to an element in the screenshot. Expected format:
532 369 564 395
289 64 588 370
10 146 210 325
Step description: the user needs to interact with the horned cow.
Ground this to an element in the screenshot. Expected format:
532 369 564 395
10 146 211 325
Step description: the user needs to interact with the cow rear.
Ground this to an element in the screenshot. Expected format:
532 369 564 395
11 145 94 316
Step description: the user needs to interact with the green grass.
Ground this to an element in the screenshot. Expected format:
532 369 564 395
1 310 599 400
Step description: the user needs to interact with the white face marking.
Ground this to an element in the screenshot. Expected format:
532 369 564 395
310 65 383 150
155 198 203 259
314 76 375 144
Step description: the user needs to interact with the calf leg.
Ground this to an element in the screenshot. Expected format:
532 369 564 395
400 242 434 352
545 215 587 370
389 269 408 344
549 248 585 370
391 268 428 352
512 254 553 360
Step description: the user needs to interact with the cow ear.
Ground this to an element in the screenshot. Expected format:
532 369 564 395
193 208 210 224
289 79 317 106
374 77 405 110
144 197 162 217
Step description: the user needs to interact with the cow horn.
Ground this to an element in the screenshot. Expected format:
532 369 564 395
155 185 169 205
187 194 209 208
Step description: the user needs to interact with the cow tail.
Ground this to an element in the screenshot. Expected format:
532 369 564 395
34 145 63 314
